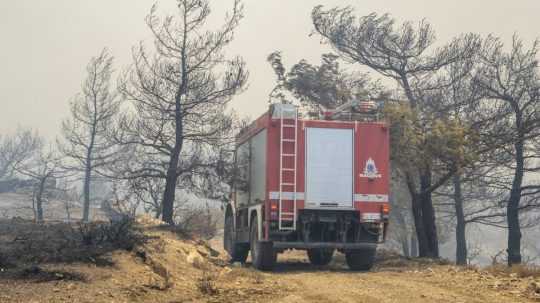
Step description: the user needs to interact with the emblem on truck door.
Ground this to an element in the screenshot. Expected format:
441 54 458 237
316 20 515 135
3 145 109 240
360 158 381 179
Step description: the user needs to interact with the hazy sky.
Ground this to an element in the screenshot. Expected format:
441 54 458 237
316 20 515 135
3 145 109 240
1 0 540 139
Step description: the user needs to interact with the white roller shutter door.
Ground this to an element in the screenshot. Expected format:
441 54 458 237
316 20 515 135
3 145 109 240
305 127 354 208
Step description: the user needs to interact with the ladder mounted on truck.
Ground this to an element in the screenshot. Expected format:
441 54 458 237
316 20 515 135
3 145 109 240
277 104 298 231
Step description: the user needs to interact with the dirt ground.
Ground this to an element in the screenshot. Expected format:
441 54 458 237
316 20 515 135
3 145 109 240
270 255 540 303
0 218 539 303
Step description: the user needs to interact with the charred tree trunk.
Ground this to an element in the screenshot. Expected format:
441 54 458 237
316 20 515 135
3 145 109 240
407 174 431 259
420 171 439 258
401 76 417 109
411 193 430 257
36 177 46 222
162 23 188 225
162 54 186 224
422 195 439 257
453 173 467 265
82 103 97 223
507 138 524 266
82 155 92 222
407 174 439 258
162 118 183 224
162 152 180 224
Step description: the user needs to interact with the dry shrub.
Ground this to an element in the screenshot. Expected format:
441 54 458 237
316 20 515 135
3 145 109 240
197 269 218 295
486 263 540 279
0 217 146 268
0 220 83 265
374 248 451 268
176 205 218 240
490 249 507 265
78 216 143 250
514 265 540 278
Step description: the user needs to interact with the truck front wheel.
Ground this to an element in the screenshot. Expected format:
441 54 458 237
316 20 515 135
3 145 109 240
307 249 334 266
250 219 276 271
345 248 376 271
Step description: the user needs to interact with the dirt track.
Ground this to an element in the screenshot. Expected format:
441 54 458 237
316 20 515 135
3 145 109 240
208 233 540 303
265 254 536 303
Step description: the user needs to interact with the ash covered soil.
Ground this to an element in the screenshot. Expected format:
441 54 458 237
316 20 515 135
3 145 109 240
0 218 539 303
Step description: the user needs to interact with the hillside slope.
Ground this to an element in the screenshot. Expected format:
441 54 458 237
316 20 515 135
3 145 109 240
0 217 538 303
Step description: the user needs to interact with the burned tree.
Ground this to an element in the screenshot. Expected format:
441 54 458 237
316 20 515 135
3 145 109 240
15 143 63 222
0 128 41 181
435 164 509 265
132 177 165 219
59 49 120 222
267 52 387 109
312 7 481 257
424 35 540 265
426 55 494 265
474 36 540 265
114 0 247 224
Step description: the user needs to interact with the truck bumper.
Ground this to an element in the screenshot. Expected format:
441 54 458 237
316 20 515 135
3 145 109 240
271 241 377 250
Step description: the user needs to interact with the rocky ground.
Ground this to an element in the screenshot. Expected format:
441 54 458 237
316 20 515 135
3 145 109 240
0 217 539 303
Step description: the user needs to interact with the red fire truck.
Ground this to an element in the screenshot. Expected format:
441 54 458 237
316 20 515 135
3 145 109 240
224 103 390 271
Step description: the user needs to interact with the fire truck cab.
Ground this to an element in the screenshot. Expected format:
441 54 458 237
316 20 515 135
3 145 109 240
224 103 390 271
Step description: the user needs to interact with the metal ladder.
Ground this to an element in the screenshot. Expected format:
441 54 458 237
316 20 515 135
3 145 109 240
279 105 298 230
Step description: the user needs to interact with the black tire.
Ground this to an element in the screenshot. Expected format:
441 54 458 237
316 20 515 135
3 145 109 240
250 219 276 271
307 249 334 266
345 248 376 271
224 210 249 263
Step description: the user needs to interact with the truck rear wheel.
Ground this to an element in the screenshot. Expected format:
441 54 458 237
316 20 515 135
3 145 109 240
224 210 248 263
250 219 276 271
307 249 334 266
345 248 376 271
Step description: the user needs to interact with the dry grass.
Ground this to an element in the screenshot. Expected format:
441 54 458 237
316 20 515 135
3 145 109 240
485 263 540 279
224 266 265 284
